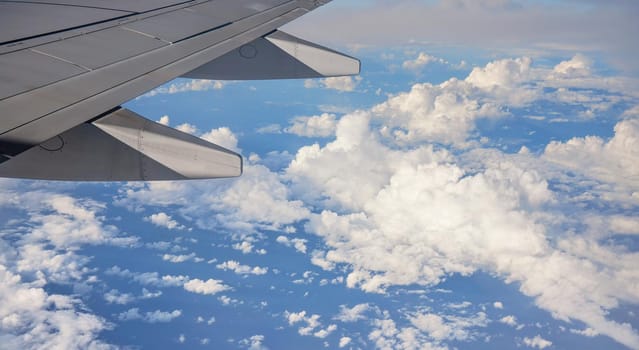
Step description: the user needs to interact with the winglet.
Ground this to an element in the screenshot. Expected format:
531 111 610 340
182 30 360 80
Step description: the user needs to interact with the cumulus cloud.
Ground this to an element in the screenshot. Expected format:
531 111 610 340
105 266 188 287
402 52 446 72
117 308 182 323
162 253 200 263
183 279 230 296
239 335 268 350
552 54 593 79
523 335 552 349
368 309 487 350
145 212 185 230
216 260 268 275
114 55 639 349
543 118 639 188
499 315 519 327
305 76 361 92
143 79 225 97
0 189 143 349
201 127 241 153
339 337 352 348
335 303 371 323
232 240 266 255
104 289 136 305
155 115 198 135
276 236 308 254
285 113 338 138
284 57 639 349
571 328 599 337
0 266 112 350
284 310 337 338
409 311 488 342
117 163 310 233
176 123 198 135
158 115 170 125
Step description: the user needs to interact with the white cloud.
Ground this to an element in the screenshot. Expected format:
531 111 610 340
371 79 505 148
216 260 268 275
544 118 639 189
367 309 487 350
183 279 230 295
493 301 504 309
143 79 225 97
276 236 308 254
284 57 639 349
200 127 240 153
176 123 198 135
141 288 162 299
117 308 182 323
218 295 241 306
499 315 518 327
335 303 371 323
0 266 112 350
239 335 268 350
284 310 335 338
162 253 197 263
286 113 338 138
145 212 185 230
609 216 639 235
233 240 266 254
233 240 255 254
571 327 599 337
117 163 310 233
145 309 182 323
113 55 639 349
314 324 337 339
305 76 361 92
402 52 446 72
0 190 144 349
105 266 188 287
553 54 593 79
104 289 135 305
523 335 553 349
409 311 488 342
158 115 170 125
339 337 352 348
256 124 282 134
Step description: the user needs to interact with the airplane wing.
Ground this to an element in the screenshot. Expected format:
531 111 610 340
0 0 359 181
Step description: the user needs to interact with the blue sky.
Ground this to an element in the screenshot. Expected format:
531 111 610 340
1 1 639 350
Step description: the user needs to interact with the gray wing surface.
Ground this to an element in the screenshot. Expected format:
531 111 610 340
0 0 359 181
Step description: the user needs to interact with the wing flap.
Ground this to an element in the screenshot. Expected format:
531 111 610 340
0 108 242 181
182 30 360 80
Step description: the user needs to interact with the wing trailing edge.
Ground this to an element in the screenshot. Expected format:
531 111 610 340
0 108 242 181
182 30 360 80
